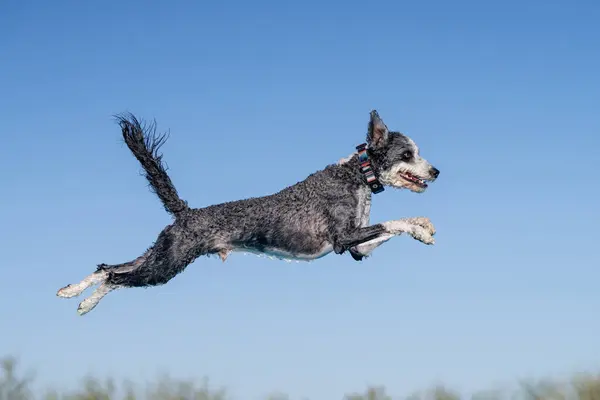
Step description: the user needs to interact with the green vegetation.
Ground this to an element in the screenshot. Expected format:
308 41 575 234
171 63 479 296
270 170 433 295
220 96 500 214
2 356 599 400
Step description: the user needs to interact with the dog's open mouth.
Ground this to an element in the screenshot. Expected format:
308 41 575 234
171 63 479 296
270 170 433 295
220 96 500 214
398 172 428 188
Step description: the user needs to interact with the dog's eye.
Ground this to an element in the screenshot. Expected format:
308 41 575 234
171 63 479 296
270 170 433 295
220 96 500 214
402 151 413 160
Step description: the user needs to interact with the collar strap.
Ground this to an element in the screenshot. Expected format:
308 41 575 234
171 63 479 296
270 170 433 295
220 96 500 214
356 143 385 194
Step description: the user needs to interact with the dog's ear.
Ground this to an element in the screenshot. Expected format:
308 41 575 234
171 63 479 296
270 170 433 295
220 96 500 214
367 110 389 148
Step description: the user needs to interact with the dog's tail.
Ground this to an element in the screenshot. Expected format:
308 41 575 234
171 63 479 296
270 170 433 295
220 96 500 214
115 113 189 218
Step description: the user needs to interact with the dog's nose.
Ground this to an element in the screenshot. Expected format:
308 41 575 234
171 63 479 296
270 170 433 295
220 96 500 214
430 167 440 179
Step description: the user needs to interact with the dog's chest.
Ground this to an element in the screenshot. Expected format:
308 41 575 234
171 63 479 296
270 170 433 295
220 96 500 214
354 187 371 228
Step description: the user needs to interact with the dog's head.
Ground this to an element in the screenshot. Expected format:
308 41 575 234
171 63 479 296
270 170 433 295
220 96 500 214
366 110 439 193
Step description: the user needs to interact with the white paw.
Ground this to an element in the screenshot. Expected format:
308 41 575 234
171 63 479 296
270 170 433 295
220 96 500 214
57 283 85 298
405 217 436 236
409 225 435 245
76 283 116 316
77 297 98 316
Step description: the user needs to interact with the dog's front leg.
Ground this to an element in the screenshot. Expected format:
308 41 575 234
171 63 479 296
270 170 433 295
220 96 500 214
333 217 436 257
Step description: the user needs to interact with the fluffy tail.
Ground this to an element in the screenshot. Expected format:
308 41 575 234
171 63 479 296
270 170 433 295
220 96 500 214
115 113 189 218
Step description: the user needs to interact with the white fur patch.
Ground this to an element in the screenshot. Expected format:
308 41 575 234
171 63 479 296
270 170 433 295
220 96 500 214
401 138 433 178
232 243 334 262
379 158 433 192
353 233 394 256
382 218 435 245
57 269 122 316
382 220 415 234
57 270 107 298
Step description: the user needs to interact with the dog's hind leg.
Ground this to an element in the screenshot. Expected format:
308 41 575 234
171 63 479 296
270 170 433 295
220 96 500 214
56 252 148 299
56 253 157 315
57 223 217 315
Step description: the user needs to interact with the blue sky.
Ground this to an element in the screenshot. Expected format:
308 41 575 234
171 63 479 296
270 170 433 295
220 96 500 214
1 0 599 398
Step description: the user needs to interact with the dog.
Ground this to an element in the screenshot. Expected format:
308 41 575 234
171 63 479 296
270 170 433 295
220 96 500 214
57 110 440 315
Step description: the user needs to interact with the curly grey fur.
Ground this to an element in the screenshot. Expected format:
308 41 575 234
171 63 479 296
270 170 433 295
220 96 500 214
57 110 440 315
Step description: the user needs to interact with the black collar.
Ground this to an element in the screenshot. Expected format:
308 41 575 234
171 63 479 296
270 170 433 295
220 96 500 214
356 143 384 194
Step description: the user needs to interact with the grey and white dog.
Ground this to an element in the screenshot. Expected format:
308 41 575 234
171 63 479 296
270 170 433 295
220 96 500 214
57 110 440 315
